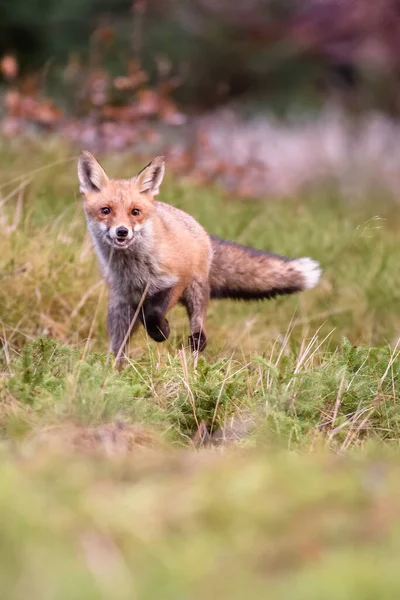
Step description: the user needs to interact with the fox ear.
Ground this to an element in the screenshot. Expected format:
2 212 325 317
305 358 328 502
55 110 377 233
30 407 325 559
135 156 165 196
78 151 108 194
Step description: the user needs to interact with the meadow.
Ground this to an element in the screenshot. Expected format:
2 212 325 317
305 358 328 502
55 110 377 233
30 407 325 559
1 138 400 598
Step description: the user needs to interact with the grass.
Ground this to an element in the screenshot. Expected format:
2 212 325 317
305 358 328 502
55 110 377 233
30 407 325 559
1 137 400 598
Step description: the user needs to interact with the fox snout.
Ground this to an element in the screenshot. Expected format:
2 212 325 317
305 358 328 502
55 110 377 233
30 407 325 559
107 224 135 248
115 226 129 239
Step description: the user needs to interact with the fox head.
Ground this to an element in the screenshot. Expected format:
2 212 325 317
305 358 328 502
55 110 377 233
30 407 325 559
78 152 165 249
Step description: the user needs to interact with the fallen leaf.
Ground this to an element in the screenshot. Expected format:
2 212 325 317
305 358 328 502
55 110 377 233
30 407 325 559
0 54 18 79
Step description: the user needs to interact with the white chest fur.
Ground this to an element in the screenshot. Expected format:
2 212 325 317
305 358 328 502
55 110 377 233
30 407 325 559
89 220 177 301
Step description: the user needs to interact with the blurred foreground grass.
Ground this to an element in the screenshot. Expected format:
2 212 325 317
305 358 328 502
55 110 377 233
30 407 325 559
1 138 400 598
2 447 400 600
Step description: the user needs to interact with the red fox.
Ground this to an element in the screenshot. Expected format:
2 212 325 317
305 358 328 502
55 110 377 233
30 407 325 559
78 152 321 365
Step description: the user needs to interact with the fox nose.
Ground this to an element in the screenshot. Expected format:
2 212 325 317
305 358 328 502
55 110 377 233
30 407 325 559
116 226 129 239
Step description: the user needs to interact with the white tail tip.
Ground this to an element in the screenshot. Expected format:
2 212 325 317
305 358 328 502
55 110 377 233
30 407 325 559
293 257 321 290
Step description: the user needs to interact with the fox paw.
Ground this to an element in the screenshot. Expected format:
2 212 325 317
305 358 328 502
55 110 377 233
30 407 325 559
189 331 207 353
146 318 170 342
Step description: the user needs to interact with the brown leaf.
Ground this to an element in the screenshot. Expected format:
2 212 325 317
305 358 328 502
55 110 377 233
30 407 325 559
159 98 187 125
0 54 18 79
19 74 40 96
33 100 62 125
103 105 138 122
136 89 160 117
87 70 109 107
4 89 62 124
113 71 148 91
96 25 115 44
4 90 21 114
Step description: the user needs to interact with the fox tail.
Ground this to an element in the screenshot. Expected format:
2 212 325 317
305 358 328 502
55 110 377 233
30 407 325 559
209 236 321 300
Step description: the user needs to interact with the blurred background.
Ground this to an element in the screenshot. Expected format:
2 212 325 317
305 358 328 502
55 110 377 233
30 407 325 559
2 0 400 196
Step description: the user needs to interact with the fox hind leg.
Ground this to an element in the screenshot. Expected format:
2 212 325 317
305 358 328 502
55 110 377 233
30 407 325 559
182 280 209 352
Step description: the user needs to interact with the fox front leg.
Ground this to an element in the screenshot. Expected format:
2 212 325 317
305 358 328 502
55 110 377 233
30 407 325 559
140 288 171 343
108 297 140 367
182 280 209 352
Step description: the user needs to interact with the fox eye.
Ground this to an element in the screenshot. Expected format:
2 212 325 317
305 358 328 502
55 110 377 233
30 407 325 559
100 207 111 215
132 208 140 216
